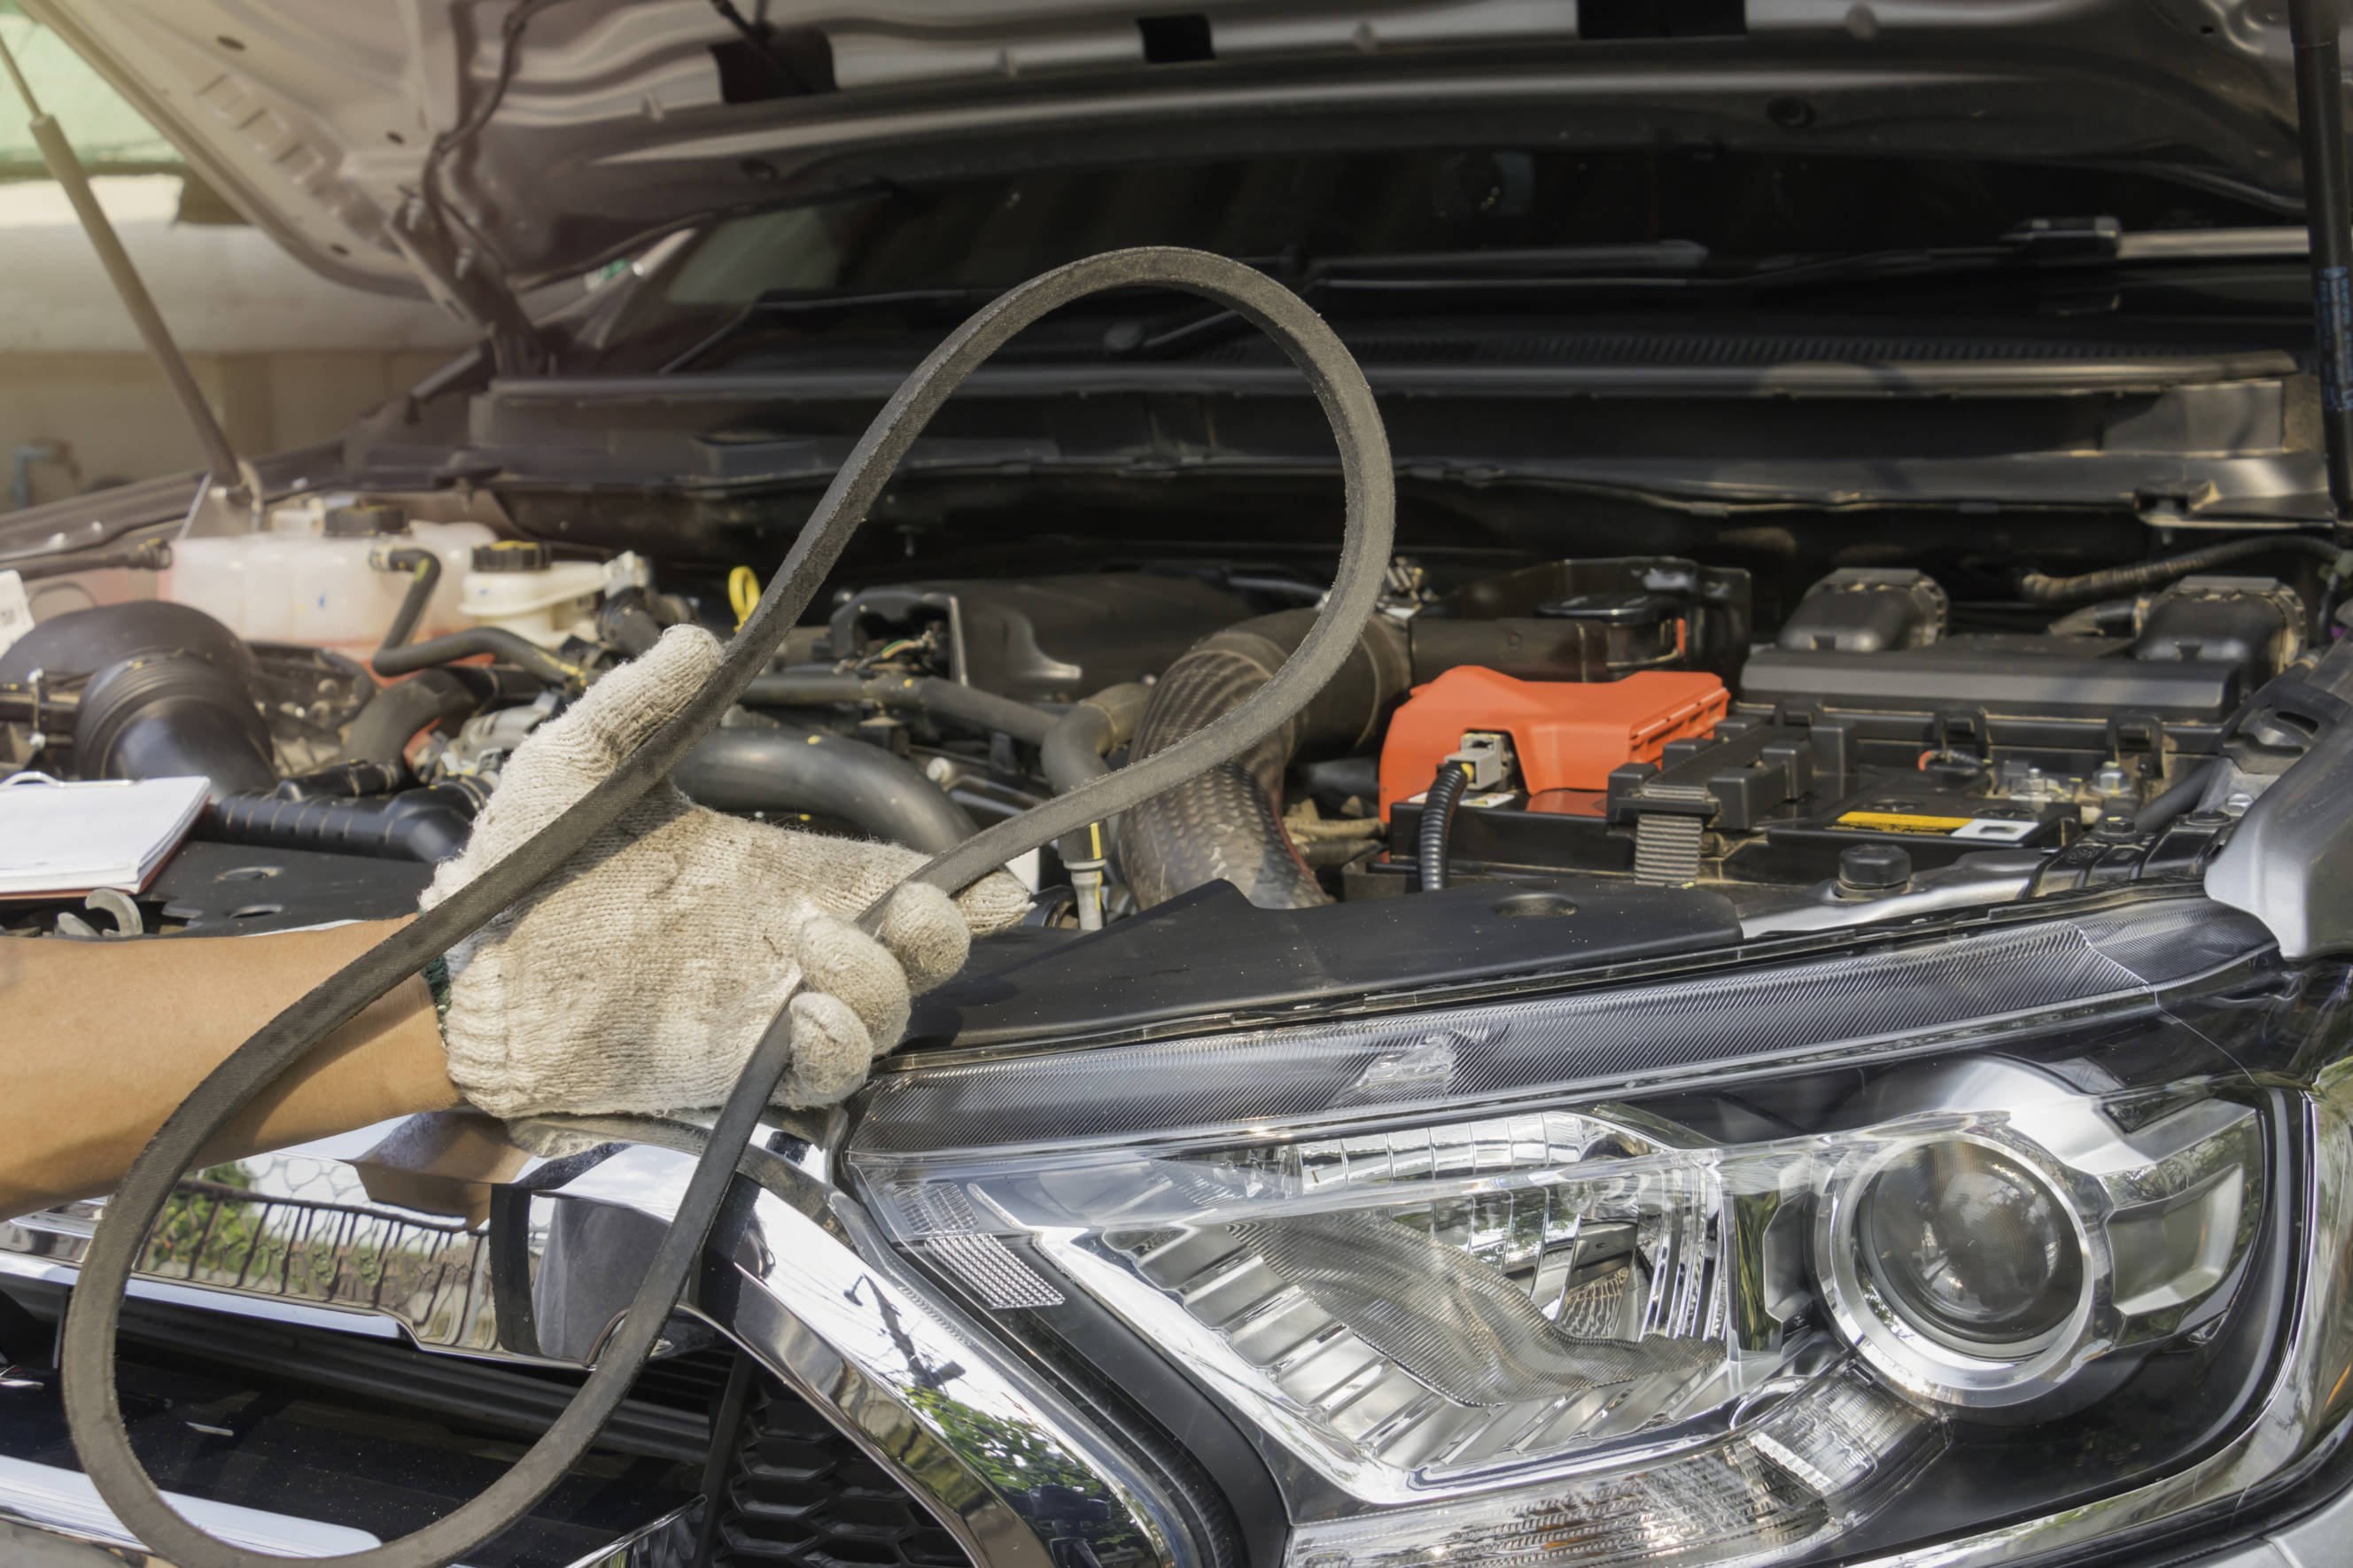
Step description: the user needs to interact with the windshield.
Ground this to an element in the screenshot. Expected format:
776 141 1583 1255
592 145 2289 371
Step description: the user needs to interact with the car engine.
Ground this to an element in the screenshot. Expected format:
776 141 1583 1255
0 491 2325 946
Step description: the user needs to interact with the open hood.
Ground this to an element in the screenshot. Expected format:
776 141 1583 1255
19 0 2338 311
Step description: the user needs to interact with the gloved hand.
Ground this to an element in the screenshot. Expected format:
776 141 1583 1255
420 625 1029 1118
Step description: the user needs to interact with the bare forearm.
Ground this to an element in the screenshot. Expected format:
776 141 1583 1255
0 920 458 1220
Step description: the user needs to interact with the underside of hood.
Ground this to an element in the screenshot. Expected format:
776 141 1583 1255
19 0 2336 309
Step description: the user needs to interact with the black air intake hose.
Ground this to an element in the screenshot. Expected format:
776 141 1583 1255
672 727 977 853
0 602 273 799
74 654 275 799
1118 609 1410 909
206 780 484 863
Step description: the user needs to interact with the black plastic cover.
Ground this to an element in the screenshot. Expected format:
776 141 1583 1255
904 879 1742 1050
1743 636 2244 723
149 840 434 936
1774 568 1948 654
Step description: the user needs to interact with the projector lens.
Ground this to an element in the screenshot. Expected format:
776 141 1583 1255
1859 1140 2085 1355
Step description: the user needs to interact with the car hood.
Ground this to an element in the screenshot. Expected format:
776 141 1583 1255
20 0 2334 304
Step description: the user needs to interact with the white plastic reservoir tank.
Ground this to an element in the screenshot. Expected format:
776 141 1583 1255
165 501 493 656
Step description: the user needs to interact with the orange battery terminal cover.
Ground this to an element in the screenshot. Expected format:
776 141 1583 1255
1378 666 1729 819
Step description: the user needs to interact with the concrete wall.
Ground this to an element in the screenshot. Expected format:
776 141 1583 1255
0 347 458 501
0 175 480 508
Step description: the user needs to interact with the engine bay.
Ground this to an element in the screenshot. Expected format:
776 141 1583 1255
0 489 2332 959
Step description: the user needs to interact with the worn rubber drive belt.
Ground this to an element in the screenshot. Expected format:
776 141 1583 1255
61 245 1397 1568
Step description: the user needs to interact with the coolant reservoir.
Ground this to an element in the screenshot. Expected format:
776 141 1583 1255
459 541 612 648
164 502 492 656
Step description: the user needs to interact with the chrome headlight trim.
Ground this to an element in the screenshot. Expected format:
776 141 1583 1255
1813 1062 2264 1411
548 1121 1210 1568
1814 1129 2105 1405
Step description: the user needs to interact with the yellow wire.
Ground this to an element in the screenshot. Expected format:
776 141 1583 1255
727 565 761 628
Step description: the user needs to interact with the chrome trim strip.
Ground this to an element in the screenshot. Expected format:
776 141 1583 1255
0 1452 382 1558
551 1502 697 1568
563 1122 1202 1568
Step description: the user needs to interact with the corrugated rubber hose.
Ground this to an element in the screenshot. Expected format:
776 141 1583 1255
60 245 1396 1568
1118 610 1410 909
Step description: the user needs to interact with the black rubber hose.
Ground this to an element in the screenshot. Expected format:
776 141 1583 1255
273 759 410 800
1118 609 1411 909
1040 683 1151 795
596 588 665 657
0 534 172 578
375 547 442 653
371 626 588 690
2018 535 2348 604
344 669 483 766
64 245 1394 1568
672 727 977 852
206 784 481 864
2134 758 2221 834
742 669 1059 744
1417 762 1473 892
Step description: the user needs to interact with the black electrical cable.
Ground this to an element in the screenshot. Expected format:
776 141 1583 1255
60 245 1394 1568
419 0 568 273
706 0 816 95
1417 762 1472 892
2017 535 2349 605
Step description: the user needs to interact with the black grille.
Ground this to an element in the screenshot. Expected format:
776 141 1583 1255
714 1384 971 1568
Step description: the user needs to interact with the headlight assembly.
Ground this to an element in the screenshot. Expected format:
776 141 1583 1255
846 900 2328 1568
859 1073 2261 1499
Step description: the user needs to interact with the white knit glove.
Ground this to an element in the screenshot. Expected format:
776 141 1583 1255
419 625 1029 1118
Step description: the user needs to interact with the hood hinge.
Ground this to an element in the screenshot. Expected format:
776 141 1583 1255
389 197 547 377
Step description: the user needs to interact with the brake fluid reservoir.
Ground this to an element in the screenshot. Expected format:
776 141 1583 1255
164 503 492 655
459 541 610 648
